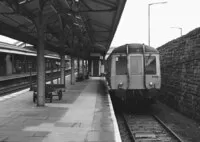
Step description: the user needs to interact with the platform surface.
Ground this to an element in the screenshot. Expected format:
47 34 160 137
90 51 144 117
0 77 120 142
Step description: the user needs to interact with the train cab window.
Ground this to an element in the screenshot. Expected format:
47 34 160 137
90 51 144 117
145 56 156 74
130 56 143 75
115 56 127 75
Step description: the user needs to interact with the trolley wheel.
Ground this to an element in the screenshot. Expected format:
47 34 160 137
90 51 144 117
58 90 62 100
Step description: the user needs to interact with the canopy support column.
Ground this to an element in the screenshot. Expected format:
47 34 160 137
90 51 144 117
88 59 92 76
60 55 65 85
85 60 88 78
77 57 80 77
82 59 85 79
35 0 48 106
71 57 75 85
36 21 45 106
51 60 54 84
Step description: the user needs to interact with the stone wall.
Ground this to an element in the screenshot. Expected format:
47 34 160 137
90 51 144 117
157 27 200 120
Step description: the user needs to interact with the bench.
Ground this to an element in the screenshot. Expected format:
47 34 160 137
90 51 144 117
32 84 65 103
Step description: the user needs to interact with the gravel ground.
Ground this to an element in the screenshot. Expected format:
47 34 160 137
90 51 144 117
116 114 132 142
152 101 200 142
113 99 200 142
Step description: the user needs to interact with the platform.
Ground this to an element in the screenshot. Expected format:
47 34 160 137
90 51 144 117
0 77 121 142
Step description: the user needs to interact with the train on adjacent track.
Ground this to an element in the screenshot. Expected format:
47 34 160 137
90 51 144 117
0 41 71 94
0 42 70 77
105 43 161 106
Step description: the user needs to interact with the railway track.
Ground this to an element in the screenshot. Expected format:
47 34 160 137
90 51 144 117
0 70 72 96
122 113 184 142
0 83 31 96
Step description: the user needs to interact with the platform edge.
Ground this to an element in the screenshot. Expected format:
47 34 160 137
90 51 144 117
108 93 122 142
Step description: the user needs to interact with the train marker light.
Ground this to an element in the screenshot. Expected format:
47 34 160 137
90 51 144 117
118 82 123 89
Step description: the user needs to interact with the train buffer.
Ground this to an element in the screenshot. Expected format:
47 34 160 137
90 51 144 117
32 84 65 103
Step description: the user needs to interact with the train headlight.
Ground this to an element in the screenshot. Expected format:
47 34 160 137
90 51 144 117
118 82 123 89
149 82 154 87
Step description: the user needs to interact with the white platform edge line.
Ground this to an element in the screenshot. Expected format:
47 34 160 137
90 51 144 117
108 94 122 142
0 88 30 102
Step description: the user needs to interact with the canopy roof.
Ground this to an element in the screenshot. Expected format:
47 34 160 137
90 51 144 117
0 41 60 59
0 0 127 59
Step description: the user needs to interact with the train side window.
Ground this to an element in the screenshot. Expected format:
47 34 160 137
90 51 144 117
116 56 127 75
145 56 156 74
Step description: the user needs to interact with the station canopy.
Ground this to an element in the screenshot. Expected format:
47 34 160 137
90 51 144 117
0 0 127 59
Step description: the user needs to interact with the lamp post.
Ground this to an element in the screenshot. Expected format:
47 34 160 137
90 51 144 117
171 27 182 36
148 1 167 46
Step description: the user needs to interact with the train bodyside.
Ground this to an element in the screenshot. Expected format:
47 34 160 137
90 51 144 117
0 42 71 76
106 43 161 103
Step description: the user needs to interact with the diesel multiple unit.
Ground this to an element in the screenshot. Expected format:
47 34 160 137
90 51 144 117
106 43 161 105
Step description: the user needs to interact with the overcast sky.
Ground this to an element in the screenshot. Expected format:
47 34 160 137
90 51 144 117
110 0 200 48
0 0 200 49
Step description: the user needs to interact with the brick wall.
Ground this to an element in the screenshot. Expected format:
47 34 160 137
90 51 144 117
157 27 200 120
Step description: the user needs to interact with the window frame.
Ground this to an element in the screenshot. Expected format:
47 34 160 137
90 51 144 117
144 55 157 75
115 55 128 75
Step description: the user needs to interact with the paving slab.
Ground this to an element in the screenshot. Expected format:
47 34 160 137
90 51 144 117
0 77 120 142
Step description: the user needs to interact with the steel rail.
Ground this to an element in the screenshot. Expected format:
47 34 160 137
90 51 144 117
0 70 72 96
153 115 184 142
121 111 184 142
121 112 136 142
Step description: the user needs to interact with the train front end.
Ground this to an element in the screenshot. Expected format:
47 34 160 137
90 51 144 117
107 44 161 104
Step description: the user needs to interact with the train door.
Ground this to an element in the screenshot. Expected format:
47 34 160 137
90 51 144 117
144 54 161 89
111 54 128 89
128 55 144 89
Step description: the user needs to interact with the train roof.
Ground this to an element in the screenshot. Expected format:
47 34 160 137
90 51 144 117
111 43 159 54
0 42 61 59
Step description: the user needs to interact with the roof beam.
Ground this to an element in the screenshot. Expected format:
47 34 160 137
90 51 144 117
18 0 34 5
77 0 117 13
3 0 63 48
3 0 35 20
81 0 93 11
93 30 110 33
58 7 116 14
0 12 16 15
78 8 117 13
90 0 116 8
0 21 37 45
95 40 109 42
0 21 62 53
94 34 108 40
89 19 110 30
3 0 19 12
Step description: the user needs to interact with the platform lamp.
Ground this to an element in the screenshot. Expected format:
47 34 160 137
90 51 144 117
148 1 167 46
